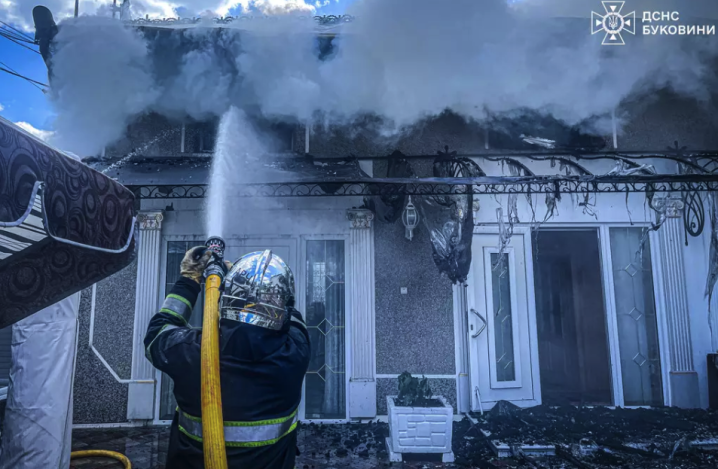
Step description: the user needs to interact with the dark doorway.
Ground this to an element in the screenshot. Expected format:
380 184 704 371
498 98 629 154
533 230 612 406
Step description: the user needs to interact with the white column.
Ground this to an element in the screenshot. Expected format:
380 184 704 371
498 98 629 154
346 208 377 418
658 215 699 407
127 211 164 420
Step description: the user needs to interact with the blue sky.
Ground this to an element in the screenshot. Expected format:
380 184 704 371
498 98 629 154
0 0 353 138
0 31 53 134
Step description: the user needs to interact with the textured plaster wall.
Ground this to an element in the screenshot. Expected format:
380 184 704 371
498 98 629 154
376 378 457 415
373 156 456 377
73 259 137 424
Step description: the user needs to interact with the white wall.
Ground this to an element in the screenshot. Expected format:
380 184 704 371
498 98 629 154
694 217 716 407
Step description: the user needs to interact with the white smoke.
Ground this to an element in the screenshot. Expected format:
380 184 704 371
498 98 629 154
47 0 718 156
49 16 159 155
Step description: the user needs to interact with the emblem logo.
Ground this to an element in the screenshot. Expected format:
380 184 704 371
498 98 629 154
591 1 636 45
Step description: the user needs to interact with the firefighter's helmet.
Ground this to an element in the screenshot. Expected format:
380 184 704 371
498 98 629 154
220 250 295 330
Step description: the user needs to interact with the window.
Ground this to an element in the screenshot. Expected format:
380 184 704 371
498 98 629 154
491 253 515 382
609 228 663 406
304 240 346 419
158 241 204 421
254 120 296 153
186 121 218 153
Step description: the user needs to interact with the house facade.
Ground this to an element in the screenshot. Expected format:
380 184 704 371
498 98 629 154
60 86 718 427
16 14 718 427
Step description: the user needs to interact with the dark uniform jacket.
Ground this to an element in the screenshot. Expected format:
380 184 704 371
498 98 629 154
144 276 311 469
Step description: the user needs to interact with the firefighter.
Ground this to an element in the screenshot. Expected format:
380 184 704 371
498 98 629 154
144 247 310 469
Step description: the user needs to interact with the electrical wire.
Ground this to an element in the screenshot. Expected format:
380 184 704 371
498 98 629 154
0 28 36 44
0 31 40 54
0 66 48 89
0 31 39 49
0 28 36 46
0 21 34 42
0 61 46 92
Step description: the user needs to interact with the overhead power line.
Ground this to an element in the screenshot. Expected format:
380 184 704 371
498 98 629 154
0 32 41 54
0 61 46 92
0 25 36 45
0 66 48 89
0 21 34 42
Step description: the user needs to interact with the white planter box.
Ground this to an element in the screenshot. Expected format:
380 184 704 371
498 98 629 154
385 395 454 463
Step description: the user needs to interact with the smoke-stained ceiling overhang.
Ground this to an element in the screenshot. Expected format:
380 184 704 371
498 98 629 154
89 153 369 186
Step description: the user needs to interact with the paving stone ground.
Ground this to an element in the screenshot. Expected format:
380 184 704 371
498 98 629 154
70 412 718 469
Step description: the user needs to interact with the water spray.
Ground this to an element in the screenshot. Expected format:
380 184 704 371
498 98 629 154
200 236 228 469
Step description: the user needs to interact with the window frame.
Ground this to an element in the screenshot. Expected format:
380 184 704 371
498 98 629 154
298 234 351 423
153 234 352 424
598 224 671 408
528 223 671 408
154 235 204 425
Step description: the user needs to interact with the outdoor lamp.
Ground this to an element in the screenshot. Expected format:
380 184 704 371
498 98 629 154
402 196 420 241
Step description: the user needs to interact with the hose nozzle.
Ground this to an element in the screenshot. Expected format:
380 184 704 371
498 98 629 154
204 236 226 279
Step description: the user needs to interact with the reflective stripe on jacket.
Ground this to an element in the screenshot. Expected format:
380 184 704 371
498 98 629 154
177 407 299 447
143 275 310 469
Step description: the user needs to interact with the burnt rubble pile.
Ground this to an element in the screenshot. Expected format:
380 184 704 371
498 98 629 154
448 402 718 469
296 421 391 466
475 402 718 446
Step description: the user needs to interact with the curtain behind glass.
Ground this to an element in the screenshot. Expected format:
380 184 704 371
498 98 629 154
159 241 204 420
305 240 346 419
609 228 663 406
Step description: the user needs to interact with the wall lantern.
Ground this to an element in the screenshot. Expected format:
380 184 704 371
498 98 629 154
402 196 420 241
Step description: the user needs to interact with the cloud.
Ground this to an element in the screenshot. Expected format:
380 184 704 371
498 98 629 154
0 0 319 31
0 103 4 112
15 121 55 142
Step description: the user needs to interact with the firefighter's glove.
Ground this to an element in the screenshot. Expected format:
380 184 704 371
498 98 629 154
180 246 213 284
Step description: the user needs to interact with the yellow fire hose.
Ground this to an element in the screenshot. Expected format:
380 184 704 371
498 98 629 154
70 240 228 469
70 450 132 468
201 270 228 468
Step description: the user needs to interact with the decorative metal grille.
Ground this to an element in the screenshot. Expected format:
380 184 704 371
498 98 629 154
127 173 718 200
126 147 718 247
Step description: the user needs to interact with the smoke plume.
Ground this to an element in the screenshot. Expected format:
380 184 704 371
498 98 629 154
46 0 718 156
50 17 159 155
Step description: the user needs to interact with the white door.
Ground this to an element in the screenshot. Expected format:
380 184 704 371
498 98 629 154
467 230 540 410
